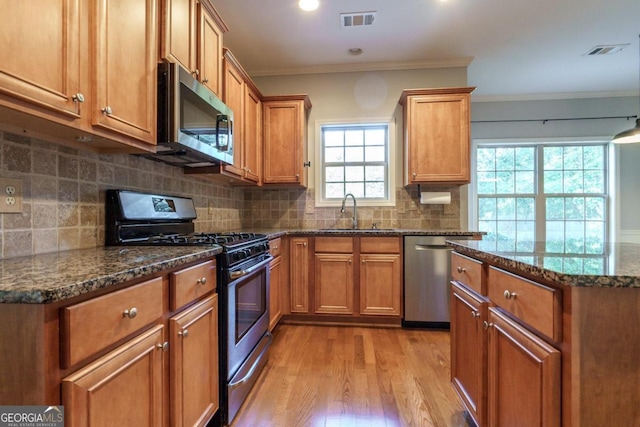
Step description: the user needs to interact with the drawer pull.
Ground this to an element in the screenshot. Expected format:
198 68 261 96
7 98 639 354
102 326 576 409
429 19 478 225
457 266 467 273
503 290 518 300
196 277 207 285
483 321 493 330
122 308 138 319
157 342 169 352
471 311 480 319
178 329 189 338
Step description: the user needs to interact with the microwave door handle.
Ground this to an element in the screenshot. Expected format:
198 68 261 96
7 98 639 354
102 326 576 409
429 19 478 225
216 115 230 152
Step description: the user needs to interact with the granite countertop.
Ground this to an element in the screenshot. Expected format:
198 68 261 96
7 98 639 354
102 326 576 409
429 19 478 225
0 245 222 304
246 228 485 239
448 240 640 288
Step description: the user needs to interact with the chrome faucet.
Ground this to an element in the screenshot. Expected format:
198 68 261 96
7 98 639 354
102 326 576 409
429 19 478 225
341 193 358 229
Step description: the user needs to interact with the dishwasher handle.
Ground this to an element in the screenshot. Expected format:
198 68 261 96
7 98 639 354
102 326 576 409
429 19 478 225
414 244 451 251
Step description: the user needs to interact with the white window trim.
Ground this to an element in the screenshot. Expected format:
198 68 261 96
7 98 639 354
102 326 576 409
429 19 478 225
314 117 396 208
468 136 616 242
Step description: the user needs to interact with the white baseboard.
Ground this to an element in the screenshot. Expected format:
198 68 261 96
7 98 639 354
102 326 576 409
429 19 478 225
619 230 640 244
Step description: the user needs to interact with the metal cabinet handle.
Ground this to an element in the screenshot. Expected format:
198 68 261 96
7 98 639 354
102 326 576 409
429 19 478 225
303 242 307 247
123 307 138 319
101 106 112 115
362 259 366 264
72 93 85 103
348 259 353 264
193 69 199 77
178 329 189 338
202 78 209 83
196 277 207 285
471 311 480 319
457 266 466 273
483 321 493 330
156 342 169 352
503 290 518 300
412 172 417 178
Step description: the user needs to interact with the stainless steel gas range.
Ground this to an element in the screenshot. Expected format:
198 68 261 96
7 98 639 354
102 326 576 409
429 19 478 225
105 189 272 426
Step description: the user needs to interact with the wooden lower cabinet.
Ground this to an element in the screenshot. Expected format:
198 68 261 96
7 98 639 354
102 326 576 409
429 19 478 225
269 254 282 330
170 294 219 427
314 253 354 314
359 253 401 316
487 308 561 427
289 237 310 313
62 325 165 427
450 282 488 427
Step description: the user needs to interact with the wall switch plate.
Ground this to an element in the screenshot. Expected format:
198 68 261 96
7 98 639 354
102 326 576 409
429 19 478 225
0 178 22 213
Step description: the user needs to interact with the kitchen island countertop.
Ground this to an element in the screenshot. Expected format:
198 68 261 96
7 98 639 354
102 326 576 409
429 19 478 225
448 239 640 288
0 245 222 304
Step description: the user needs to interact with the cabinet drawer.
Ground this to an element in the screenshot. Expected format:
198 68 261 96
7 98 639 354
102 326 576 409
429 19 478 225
62 277 164 368
315 237 353 253
360 237 400 254
171 260 217 311
269 237 282 258
487 267 562 341
451 252 483 295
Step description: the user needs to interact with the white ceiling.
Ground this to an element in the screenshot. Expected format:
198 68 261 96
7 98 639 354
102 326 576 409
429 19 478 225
212 0 640 101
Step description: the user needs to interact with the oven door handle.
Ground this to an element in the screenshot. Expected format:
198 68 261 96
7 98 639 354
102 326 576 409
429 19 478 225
229 255 273 281
228 331 273 389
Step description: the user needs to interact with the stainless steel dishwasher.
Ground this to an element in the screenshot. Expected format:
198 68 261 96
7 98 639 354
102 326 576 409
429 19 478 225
402 235 466 329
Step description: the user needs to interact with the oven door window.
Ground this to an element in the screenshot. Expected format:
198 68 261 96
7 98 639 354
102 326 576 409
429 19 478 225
235 272 266 343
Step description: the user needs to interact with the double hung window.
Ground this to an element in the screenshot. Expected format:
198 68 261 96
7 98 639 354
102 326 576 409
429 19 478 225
474 141 608 274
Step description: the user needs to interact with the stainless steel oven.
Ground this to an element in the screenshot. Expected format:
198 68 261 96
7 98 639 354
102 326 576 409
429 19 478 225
223 255 273 423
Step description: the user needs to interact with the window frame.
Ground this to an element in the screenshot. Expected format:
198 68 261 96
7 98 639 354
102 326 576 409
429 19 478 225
314 118 396 207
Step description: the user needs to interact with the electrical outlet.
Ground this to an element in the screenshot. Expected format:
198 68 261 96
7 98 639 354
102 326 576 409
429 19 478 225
0 178 22 213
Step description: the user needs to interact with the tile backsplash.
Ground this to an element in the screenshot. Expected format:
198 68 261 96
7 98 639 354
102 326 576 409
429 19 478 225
0 131 243 258
242 186 461 230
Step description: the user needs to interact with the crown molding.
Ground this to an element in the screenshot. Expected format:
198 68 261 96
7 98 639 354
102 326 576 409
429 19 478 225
472 90 638 102
247 57 474 77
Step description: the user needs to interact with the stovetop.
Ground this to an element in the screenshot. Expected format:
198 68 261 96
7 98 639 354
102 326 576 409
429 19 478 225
131 232 266 248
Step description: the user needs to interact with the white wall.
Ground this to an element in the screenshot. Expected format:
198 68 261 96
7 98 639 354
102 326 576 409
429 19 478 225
471 95 639 242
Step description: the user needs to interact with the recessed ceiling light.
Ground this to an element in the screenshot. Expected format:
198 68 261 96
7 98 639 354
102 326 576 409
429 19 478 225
348 48 363 56
298 0 319 11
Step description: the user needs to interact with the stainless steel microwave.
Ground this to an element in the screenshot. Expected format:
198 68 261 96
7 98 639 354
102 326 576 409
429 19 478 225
147 62 234 167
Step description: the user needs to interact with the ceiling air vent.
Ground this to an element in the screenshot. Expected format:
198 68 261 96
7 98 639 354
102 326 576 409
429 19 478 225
584 44 629 56
341 11 376 28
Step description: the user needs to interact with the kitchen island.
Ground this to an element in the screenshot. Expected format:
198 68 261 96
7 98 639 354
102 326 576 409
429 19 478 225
447 239 640 427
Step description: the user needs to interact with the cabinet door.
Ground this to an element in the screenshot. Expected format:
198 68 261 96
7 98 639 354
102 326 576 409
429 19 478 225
359 254 401 316
405 91 470 184
199 4 223 96
62 325 165 427
269 255 282 330
262 99 308 186
290 237 310 313
161 0 197 74
0 0 81 117
487 308 561 427
170 294 219 427
451 282 487 427
243 84 262 183
314 253 354 315
222 57 245 179
91 0 157 144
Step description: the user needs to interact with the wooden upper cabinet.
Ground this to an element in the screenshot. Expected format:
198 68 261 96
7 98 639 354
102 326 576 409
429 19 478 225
399 87 474 185
199 2 224 96
262 95 311 186
222 54 246 179
243 84 262 184
0 0 82 118
161 0 226 96
91 0 158 144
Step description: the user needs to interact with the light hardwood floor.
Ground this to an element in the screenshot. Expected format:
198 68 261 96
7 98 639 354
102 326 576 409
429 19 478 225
230 324 471 427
